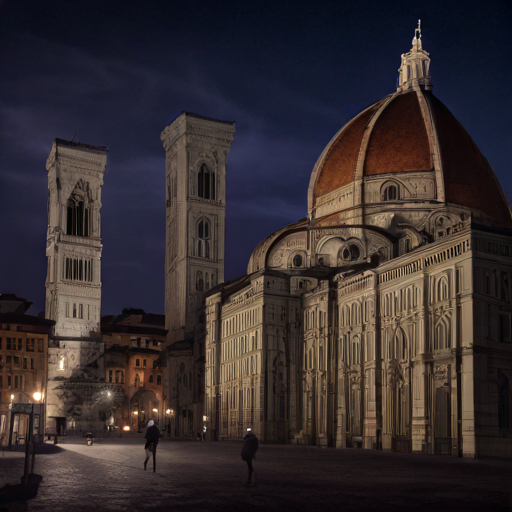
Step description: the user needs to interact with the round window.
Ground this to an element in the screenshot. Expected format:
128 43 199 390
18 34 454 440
350 245 360 260
293 254 303 267
342 248 350 261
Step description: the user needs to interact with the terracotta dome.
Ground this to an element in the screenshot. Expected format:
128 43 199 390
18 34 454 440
308 36 511 228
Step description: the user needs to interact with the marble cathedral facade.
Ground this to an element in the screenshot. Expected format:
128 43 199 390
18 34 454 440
202 27 512 458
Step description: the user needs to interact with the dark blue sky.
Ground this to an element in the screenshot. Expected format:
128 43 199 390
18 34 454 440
1 0 511 316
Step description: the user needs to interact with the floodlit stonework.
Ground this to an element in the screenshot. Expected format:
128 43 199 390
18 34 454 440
203 25 512 458
161 112 235 437
45 139 109 433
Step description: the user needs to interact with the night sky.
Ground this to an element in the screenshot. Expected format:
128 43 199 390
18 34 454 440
1 0 511 317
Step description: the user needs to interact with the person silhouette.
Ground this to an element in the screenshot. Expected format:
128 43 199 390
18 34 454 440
241 428 258 486
144 420 161 472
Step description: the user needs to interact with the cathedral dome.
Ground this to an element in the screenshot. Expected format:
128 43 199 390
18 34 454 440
308 28 511 228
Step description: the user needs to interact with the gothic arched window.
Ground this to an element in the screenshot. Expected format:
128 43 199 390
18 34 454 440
67 198 90 236
198 164 215 200
438 277 449 301
196 218 211 258
395 328 407 360
66 181 91 236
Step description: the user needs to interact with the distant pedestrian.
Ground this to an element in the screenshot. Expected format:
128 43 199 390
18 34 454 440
144 420 161 472
241 428 258 486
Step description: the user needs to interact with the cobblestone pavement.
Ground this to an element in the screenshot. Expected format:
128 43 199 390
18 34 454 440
1 436 512 511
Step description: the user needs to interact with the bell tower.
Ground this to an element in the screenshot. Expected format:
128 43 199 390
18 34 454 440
45 138 108 431
161 113 235 344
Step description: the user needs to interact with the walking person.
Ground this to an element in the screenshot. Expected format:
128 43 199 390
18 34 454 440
144 420 161 472
241 428 258 486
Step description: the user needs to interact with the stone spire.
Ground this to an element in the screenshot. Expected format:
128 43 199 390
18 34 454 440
397 20 432 92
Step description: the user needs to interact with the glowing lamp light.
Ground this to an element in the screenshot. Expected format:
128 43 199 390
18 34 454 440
33 392 42 401
10 394 14 400
133 411 138 415
123 426 130 431
166 409 171 415
152 408 158 413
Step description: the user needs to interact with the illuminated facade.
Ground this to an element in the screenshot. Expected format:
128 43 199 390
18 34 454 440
0 295 53 446
161 113 235 437
203 26 512 458
101 313 166 431
45 139 109 433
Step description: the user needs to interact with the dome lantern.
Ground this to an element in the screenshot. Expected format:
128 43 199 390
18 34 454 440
397 20 432 92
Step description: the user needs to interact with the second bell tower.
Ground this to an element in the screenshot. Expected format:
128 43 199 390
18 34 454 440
161 112 235 344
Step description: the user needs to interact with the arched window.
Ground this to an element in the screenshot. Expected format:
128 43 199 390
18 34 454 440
395 329 407 360
351 336 360 365
435 320 450 351
438 277 449 301
196 271 204 291
293 254 303 267
149 375 154 383
197 218 211 258
198 164 215 200
157 375 162 385
340 243 361 263
383 183 400 201
67 198 90 236
66 181 91 236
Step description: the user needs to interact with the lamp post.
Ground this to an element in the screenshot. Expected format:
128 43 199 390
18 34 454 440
33 392 42 444
202 415 208 442
165 409 174 436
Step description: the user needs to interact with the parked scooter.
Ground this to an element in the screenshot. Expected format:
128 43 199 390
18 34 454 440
86 432 94 446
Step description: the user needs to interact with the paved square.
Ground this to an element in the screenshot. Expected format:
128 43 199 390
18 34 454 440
1 436 512 511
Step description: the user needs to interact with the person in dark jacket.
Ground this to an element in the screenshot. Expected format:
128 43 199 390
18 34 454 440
144 420 161 472
241 428 258 486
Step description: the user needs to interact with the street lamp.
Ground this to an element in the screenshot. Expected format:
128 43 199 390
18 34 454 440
165 409 173 436
202 415 208 441
32 392 43 443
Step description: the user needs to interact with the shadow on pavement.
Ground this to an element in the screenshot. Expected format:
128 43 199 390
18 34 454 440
0 473 42 506
7 444 64 455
